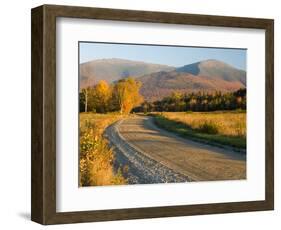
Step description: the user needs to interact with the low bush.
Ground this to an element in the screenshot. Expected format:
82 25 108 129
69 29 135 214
197 121 219 134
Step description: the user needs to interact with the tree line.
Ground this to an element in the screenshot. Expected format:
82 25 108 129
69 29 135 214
80 77 246 114
133 88 246 113
80 77 143 114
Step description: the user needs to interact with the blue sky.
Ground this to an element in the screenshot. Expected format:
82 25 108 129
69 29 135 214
79 42 247 70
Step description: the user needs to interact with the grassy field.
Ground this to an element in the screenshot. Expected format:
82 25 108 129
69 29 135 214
153 111 246 150
79 113 127 186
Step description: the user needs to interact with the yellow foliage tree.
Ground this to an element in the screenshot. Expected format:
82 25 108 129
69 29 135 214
93 80 112 113
113 77 143 114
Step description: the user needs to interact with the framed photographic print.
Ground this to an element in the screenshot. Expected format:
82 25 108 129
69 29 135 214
31 4 274 225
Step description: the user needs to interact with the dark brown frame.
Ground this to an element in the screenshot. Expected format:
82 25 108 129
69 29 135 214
31 4 274 225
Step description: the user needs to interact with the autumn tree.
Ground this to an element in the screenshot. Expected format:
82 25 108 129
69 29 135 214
112 77 143 114
92 80 112 113
171 91 185 111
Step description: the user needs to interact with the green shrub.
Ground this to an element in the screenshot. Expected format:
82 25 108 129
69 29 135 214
196 121 219 134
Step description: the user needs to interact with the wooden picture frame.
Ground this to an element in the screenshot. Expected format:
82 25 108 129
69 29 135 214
31 4 274 225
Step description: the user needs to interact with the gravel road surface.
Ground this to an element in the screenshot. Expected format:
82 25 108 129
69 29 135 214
105 115 246 184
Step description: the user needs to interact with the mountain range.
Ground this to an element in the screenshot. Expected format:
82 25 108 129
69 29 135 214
80 58 174 88
80 58 246 101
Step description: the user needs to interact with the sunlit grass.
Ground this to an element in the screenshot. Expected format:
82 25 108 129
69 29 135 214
153 111 246 150
161 111 246 137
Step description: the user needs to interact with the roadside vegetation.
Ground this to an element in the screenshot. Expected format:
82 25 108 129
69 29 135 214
79 77 144 186
79 113 127 186
153 111 246 150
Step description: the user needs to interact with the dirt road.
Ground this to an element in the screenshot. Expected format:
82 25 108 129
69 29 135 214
105 115 246 184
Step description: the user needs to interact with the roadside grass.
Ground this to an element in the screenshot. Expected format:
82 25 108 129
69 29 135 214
79 112 127 186
153 111 246 150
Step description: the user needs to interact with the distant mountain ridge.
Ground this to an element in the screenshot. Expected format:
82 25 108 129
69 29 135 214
176 59 246 85
80 58 246 101
80 58 174 88
139 59 246 101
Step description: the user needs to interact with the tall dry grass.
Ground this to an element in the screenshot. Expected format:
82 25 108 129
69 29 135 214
79 113 127 186
161 111 246 137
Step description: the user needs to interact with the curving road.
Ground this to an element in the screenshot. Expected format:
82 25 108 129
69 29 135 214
105 115 246 184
